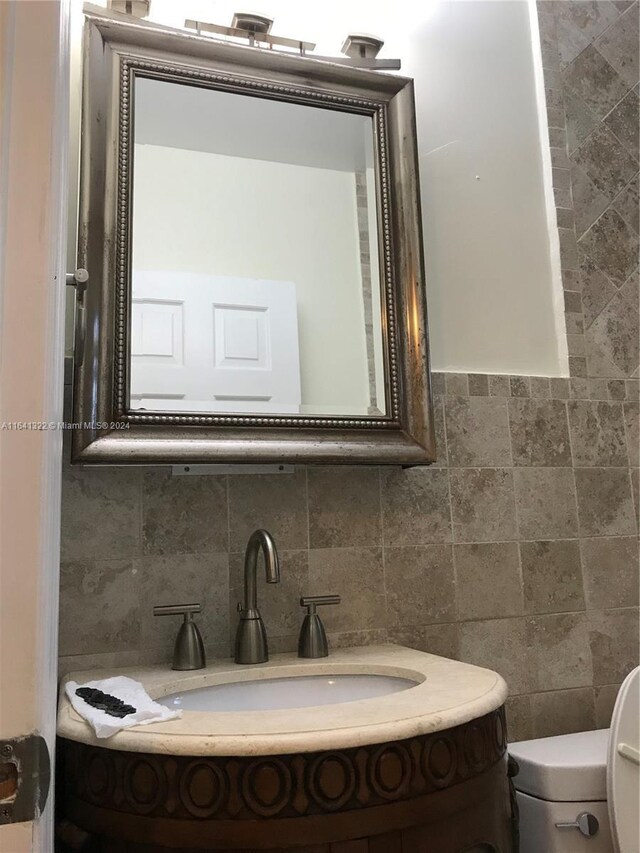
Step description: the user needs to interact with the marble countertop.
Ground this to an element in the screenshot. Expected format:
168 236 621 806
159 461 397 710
57 644 507 756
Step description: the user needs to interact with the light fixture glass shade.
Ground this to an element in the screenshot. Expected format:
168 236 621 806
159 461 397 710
108 0 151 19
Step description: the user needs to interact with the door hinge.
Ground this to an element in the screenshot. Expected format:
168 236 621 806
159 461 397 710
65 268 89 368
0 735 51 825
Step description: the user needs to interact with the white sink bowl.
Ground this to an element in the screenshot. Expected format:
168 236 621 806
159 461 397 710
158 673 418 713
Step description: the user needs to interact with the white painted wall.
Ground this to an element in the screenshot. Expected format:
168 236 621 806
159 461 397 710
404 0 566 375
132 144 373 414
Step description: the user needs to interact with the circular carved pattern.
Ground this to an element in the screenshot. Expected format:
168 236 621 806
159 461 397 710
463 722 487 772
62 708 506 822
370 744 412 800
123 757 166 815
113 56 401 427
422 735 457 789
84 752 113 802
241 758 292 817
308 753 356 811
179 760 226 818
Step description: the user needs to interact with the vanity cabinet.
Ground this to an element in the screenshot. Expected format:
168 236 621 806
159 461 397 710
57 708 514 852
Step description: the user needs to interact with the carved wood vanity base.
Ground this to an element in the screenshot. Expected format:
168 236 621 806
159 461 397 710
58 708 514 852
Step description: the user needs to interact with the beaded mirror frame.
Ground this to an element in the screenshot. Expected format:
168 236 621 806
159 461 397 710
71 7 435 465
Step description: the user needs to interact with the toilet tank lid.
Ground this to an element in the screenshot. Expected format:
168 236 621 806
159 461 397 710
509 729 609 802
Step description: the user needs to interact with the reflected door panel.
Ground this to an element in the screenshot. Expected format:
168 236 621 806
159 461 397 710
130 272 301 414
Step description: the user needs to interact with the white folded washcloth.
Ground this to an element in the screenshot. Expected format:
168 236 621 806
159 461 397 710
65 676 182 739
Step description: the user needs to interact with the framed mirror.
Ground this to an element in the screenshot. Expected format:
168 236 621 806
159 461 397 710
71 9 435 465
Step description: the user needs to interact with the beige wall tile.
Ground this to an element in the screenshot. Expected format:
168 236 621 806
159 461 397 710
381 468 451 546
468 374 490 396
445 397 512 467
308 467 380 548
530 688 596 738
530 377 551 398
506 695 533 743
595 4 640 88
624 402 639 466
581 536 639 609
631 468 639 525
384 545 456 627
509 399 571 466
327 629 388 650
594 683 622 727
61 467 141 561
454 543 523 620
387 623 459 661
489 375 511 396
59 559 140 657
142 471 228 556
562 45 628 121
510 376 531 397
514 468 579 539
530 613 593 689
568 401 629 466
459 617 536 695
307 547 386 634
450 468 518 542
588 607 640 683
445 373 469 396
520 540 585 614
575 467 637 535
228 469 308 551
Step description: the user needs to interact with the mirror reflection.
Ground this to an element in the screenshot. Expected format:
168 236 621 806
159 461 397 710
129 77 387 418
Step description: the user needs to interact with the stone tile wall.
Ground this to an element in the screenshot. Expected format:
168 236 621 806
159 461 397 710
57 1 639 742
538 0 639 380
59 370 639 741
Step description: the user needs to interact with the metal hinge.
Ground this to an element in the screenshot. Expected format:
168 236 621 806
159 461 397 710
0 735 51 825
65 268 89 368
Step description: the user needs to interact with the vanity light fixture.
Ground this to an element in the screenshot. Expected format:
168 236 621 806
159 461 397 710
184 13 316 55
341 33 383 60
107 0 150 18
336 34 400 70
184 12 400 68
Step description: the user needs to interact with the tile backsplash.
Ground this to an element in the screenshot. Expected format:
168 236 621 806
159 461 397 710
58 1 639 743
59 372 639 742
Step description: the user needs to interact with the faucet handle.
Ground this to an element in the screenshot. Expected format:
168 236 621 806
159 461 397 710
153 604 205 671
298 595 340 659
300 595 341 613
153 603 202 617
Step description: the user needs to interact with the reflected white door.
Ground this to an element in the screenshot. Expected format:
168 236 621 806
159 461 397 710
130 272 301 413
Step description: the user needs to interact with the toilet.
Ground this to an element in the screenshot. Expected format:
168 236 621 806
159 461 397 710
509 667 639 853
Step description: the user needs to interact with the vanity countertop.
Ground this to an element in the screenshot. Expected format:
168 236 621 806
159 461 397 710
57 644 507 756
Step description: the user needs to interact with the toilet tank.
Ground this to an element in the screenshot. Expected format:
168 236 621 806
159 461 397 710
516 792 612 853
511 729 613 853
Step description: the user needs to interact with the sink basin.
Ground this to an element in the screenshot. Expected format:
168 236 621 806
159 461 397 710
158 673 418 712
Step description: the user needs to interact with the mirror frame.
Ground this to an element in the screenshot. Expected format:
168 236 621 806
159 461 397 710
72 7 435 465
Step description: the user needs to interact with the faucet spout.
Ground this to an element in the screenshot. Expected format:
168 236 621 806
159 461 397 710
235 529 280 664
242 529 280 615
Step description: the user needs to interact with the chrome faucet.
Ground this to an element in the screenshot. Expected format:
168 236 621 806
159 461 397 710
153 603 206 670
234 529 280 664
